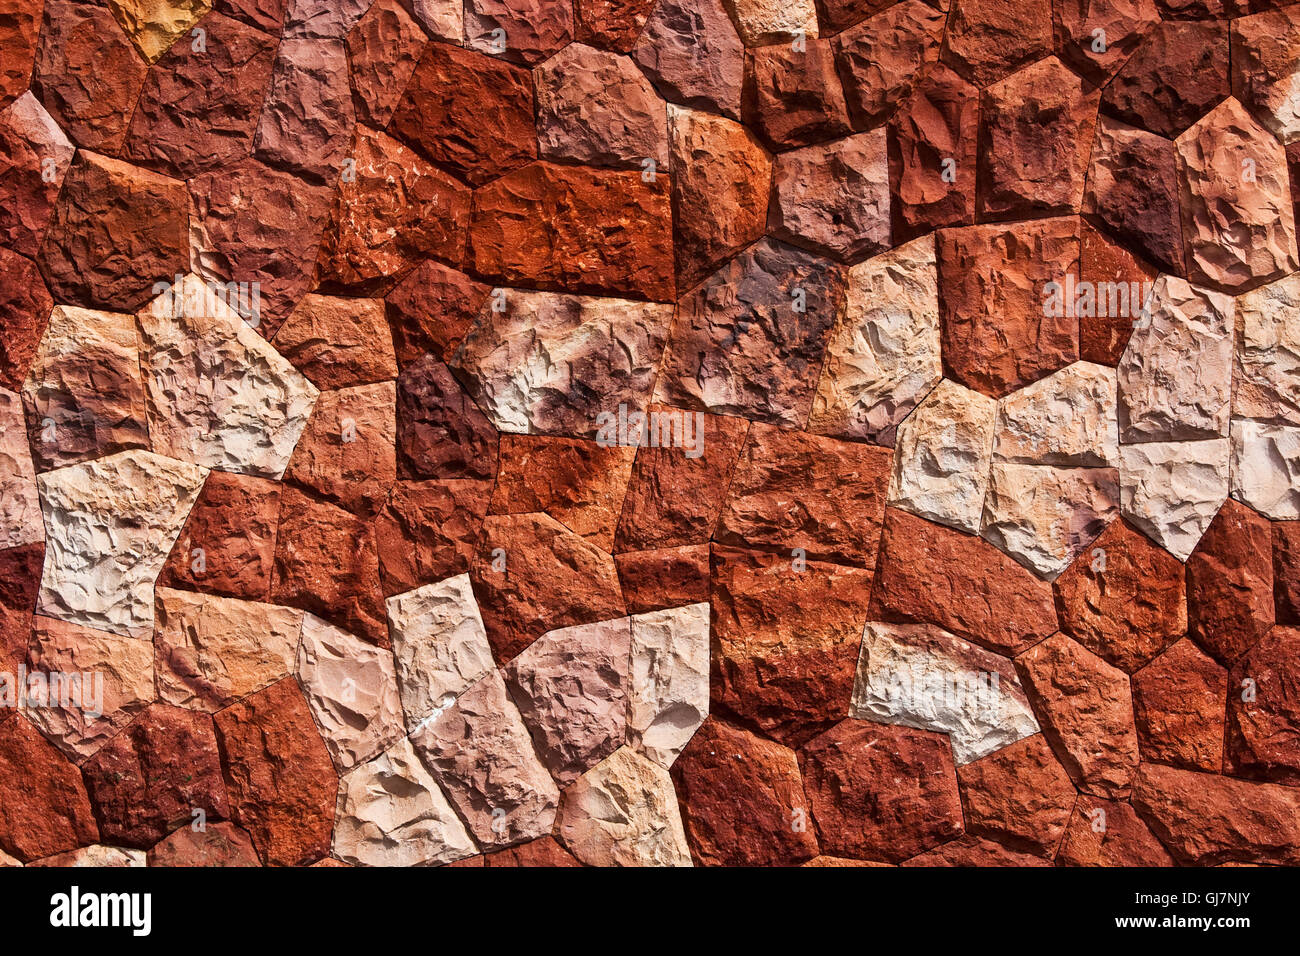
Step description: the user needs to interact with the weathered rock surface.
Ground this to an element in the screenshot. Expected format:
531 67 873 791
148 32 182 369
745 39 851 151
274 294 396 391
1228 626 1300 784
957 733 1076 857
834 2 944 130
464 0 573 65
1187 499 1274 665
252 38 354 185
1077 219 1160 367
1234 273 1300 425
1102 19 1228 140
32 844 146 867
1232 7 1300 145
147 821 262 866
345 0 427 130
1274 521 1300 626
1118 438 1230 561
283 381 397 517
0 387 40 549
0 92 75 259
616 545 710 615
0 717 98 862
1053 0 1158 86
942 0 1052 87
385 261 489 367
995 362 1118 467
631 0 743 120
1231 419 1300 519
396 355 498 481
374 479 493 596
1055 794 1174 867
0 249 53 392
626 602 710 768
1132 638 1226 773
0 0 41 108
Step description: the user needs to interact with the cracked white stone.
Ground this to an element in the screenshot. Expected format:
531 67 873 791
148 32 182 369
626 602 709 768
1119 439 1230 561
1231 418 1300 519
994 362 1118 466
1234 272 1300 425
0 387 41 549
37 450 207 637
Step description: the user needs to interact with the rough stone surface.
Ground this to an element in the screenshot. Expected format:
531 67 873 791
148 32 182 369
0 248 53 392
956 733 1075 857
834 2 944 130
1102 20 1228 140
1227 626 1300 784
631 0 743 120
1234 273 1300 425
396 355 498 481
626 602 709 767
1186 499 1275 664
1132 638 1226 773
374 479 492 596
0 387 41 549
0 92 75 260
1055 795 1174 867
0 717 98 861
1118 438 1230 562
942 0 1053 88
147 821 262 866
1231 419 1300 519
745 39 852 151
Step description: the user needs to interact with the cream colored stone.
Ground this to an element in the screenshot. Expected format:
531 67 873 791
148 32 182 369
1119 439 1231 561
154 587 301 712
808 234 941 445
30 845 147 867
333 735 477 867
385 574 495 731
1235 272 1300 425
889 378 996 533
37 451 206 637
994 362 1118 466
136 273 318 479
626 602 709 768
1118 275 1233 443
0 387 41 549
408 0 463 42
297 614 405 770
0 848 20 866
557 745 692 867
1231 418 1300 519
726 0 818 45
980 463 1119 579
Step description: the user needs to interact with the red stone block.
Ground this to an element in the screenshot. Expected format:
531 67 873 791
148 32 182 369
0 248 51 391
374 479 493 596
396 355 499 482
1228 627 1300 784
1132 638 1226 773
385 260 490 367
744 39 852 150
0 717 98 862
957 733 1076 858
615 544 710 615
1187 500 1275 665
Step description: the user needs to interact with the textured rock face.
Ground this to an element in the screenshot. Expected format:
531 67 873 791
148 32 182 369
32 844 146 867
1119 438 1230 561
0 387 41 549
835 2 944 130
1102 19 1227 140
1132 638 1226 773
0 717 99 862
374 479 491 595
385 261 489 366
0 0 42 108
1228 627 1300 783
1056 796 1173 868
616 545 710 615
1231 419 1300 519
274 295 397 391
252 38 354 185
147 821 262 866
1232 7 1300 145
943 0 1052 88
995 362 1118 467
0 249 53 392
626 603 709 767
0 92 75 260
745 39 851 151
1187 499 1275 664
344 0 426 130
1235 273 1300 424
396 355 498 481
464 0 573 65
632 0 743 119
957 733 1075 857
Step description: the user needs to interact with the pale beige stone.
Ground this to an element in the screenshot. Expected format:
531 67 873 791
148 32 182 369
980 463 1119 579
626 602 709 768
332 735 477 867
30 844 146 867
889 378 996 533
154 587 302 712
37 450 206 638
995 362 1118 466
1119 439 1231 561
1234 272 1300 425
109 0 212 62
0 848 20 866
1233 9 1300 145
136 273 319 479
24 616 155 762
726 0 817 45
385 574 495 731
557 745 692 867
1118 275 1233 444
808 234 941 445
1231 418 1300 519
297 613 405 771
0 387 41 549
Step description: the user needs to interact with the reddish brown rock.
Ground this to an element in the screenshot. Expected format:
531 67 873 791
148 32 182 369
798 719 962 863
1016 633 1140 798
0 0 42 107
490 435 635 552
471 512 626 663
388 41 536 187
1077 220 1159 365
670 717 819 866
1054 518 1187 673
216 0 284 32
316 126 470 293
213 678 337 866
464 0 573 65
631 0 744 120
958 734 1076 857
668 105 771 293
252 38 354 185
274 294 397 390
1101 20 1228 140
38 151 188 313
574 0 654 50
936 217 1079 399
147 821 262 867
744 39 852 150
396 355 498 482
1056 796 1175 866
711 546 872 746
834 1 945 130
0 542 43 682
871 507 1058 656
1276 521 1300 625
271 487 388 645
31 0 148 152
1187 499 1275 665
122 12 279 179
483 835 583 866
283 0 370 37
888 64 979 242
943 0 1053 88
158 471 281 602
715 424 891 569
655 239 844 427
902 835 1050 866
0 717 98 862
374 479 493 596
1132 638 1226 773
284 382 397 518
1131 762 1300 865
385 261 489 367
615 545 711 614
1228 627 1300 784
0 248 51 391
614 409 749 552
0 92 75 259
345 0 427 129
1232 7 1300 144
978 56 1100 221
469 162 674 303
81 705 229 849
1053 0 1159 86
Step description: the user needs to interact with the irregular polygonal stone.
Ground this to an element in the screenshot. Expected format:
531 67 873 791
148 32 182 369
1056 796 1174 867
834 2 945 130
283 381 396 517
799 719 962 863
1053 0 1159 85
31 844 145 867
1232 7 1300 145
574 0 654 51
1016 633 1139 798
0 92 74 259
1054 518 1187 672
274 295 396 391
956 733 1075 857
453 290 672 438
557 745 691 867
1132 638 1226 773
744 39 851 150
345 0 427 129
994 362 1118 467
1102 20 1228 140
667 105 771 292
888 379 995 533
726 0 815 45
1187 499 1275 665
252 38 354 185
902 835 1049 866
0 388 39 549
1077 222 1160 370
0 542 44 680
655 239 843 427
978 56 1100 220
217 0 285 32
0 249 52 392
24 616 154 761
1274 521 1300 625
1176 98 1298 295
37 451 206 638
1228 626 1300 783
0 717 98 861
375 479 493 596
411 669 560 848
1235 273 1300 425
943 0 1052 87
213 678 337 866
82 704 228 848
616 545 710 615
850 621 1039 765
470 163 674 302
1231 420 1300 519
769 130 889 263
1118 438 1230 561
283 0 369 37
333 735 477 867
631 0 743 120
464 0 572 65
147 821 261 866
0 0 41 107
396 355 498 481
626 602 709 767
108 0 211 61
385 261 489 367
